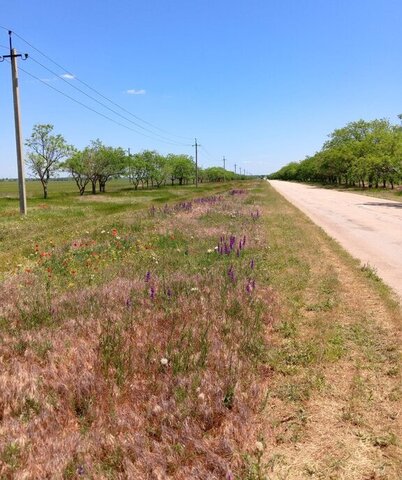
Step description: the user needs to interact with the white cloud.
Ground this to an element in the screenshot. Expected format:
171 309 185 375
126 89 146 95
61 73 75 80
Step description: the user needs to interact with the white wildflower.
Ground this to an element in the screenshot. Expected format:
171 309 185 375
160 357 168 366
152 404 162 415
190 287 199 292
255 441 264 452
207 248 213 254
198 392 205 401
214 246 219 251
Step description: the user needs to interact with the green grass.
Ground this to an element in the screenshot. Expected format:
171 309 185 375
1 179 401 479
0 178 235 277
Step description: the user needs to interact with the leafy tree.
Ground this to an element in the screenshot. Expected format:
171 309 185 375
269 117 402 189
96 145 127 193
84 140 126 193
25 124 74 198
138 150 169 188
62 151 90 195
204 167 227 182
128 152 147 189
168 154 195 185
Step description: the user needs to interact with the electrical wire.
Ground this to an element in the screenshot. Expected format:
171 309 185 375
16 63 190 147
200 145 216 160
28 55 189 146
9 28 193 142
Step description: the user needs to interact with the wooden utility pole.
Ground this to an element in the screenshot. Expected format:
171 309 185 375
193 138 200 187
127 147 132 182
234 163 237 174
0 31 28 214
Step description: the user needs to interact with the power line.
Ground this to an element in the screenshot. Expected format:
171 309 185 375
9 28 193 142
28 55 189 146
17 63 189 146
200 145 216 161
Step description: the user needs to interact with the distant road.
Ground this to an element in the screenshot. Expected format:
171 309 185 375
269 180 402 301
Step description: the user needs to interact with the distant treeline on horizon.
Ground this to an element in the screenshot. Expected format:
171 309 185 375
269 117 402 189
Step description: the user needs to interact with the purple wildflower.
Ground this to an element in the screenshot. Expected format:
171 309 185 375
77 465 85 475
126 298 132 308
145 271 151 282
226 471 234 480
229 235 236 250
250 259 254 269
228 265 236 283
150 286 155 300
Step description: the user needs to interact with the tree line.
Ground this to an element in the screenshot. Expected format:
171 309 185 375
269 117 402 188
24 124 245 198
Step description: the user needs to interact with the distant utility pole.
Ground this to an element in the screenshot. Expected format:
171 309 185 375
127 147 132 180
193 138 200 187
223 156 226 182
0 31 28 215
234 163 237 174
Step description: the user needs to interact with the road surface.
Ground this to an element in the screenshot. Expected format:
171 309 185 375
269 180 402 301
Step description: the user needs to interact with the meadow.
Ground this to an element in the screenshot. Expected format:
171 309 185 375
0 179 401 479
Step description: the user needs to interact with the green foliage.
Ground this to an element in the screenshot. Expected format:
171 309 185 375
203 166 240 182
1 442 21 471
269 117 402 188
168 153 195 185
63 139 127 195
25 124 74 199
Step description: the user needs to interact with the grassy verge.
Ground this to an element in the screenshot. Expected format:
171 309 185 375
0 181 274 478
254 183 402 479
0 180 400 479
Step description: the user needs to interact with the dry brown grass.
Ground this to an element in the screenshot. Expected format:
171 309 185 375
259 185 402 480
0 187 275 479
1 182 401 479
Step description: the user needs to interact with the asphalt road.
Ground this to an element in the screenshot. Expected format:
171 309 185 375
269 180 402 301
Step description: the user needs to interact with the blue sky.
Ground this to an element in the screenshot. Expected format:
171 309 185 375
1 0 401 177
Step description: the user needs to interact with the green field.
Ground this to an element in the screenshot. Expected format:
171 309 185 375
0 180 401 479
0 179 234 277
